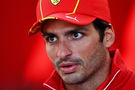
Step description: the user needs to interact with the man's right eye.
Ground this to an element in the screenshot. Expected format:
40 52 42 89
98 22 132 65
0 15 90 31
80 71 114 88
46 36 57 43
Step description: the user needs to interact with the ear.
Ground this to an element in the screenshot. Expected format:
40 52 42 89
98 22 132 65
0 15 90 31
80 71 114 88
103 27 115 48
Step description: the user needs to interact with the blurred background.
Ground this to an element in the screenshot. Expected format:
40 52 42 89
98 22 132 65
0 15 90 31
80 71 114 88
0 0 135 89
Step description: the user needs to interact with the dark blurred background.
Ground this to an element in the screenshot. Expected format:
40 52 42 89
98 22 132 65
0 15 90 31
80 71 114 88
0 0 135 89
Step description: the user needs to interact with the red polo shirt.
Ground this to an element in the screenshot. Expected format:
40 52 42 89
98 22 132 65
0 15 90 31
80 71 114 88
43 49 135 90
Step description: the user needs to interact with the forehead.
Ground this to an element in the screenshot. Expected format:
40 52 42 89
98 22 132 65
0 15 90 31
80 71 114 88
42 20 79 32
42 19 94 33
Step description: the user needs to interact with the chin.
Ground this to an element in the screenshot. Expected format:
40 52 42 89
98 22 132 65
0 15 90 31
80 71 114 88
61 72 88 85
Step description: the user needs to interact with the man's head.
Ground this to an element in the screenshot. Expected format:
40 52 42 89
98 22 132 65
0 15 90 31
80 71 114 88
29 0 115 86
41 19 115 84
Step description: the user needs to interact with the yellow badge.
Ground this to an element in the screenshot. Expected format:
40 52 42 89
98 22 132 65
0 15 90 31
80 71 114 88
51 0 61 5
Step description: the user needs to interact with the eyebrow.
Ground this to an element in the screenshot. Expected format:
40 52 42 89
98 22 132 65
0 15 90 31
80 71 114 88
41 32 56 37
65 27 88 36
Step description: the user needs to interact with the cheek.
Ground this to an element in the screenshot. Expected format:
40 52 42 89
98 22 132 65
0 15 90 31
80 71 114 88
46 44 56 62
84 42 98 57
72 38 99 60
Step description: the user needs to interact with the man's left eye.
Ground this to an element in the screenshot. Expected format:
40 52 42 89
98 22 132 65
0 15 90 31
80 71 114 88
72 32 83 39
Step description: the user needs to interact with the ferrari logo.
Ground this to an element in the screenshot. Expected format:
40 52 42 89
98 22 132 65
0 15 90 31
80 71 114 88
51 0 61 5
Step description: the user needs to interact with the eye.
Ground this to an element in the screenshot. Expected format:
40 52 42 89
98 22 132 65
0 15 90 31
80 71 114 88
72 32 83 39
46 36 57 43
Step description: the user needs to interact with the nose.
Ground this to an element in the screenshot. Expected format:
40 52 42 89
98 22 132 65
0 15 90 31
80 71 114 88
56 42 72 59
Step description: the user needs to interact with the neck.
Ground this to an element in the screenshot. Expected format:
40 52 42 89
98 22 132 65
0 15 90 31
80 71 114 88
64 52 112 90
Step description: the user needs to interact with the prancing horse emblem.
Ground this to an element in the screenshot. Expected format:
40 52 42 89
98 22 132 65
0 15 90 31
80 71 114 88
51 0 61 5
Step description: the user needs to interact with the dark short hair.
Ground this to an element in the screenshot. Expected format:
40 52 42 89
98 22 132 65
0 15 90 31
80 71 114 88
92 19 111 42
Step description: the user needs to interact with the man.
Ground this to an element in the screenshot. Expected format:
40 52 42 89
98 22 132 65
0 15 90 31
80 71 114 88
29 0 135 89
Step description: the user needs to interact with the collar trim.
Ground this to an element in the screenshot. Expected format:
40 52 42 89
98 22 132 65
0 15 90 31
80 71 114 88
43 83 56 90
103 70 121 90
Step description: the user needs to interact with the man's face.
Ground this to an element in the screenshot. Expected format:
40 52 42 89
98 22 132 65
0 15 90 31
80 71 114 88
42 20 107 84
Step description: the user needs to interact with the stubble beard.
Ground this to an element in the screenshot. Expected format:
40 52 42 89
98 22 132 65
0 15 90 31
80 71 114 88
62 43 108 85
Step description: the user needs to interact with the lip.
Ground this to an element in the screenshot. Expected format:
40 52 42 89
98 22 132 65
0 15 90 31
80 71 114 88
58 62 79 74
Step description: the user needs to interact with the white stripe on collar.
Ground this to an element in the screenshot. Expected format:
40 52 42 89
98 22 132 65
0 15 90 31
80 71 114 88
43 83 56 90
103 70 121 90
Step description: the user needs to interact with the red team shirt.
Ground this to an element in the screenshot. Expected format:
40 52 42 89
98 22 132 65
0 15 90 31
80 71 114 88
43 49 135 90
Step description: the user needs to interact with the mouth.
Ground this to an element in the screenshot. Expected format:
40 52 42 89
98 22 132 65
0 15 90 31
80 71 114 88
58 62 79 74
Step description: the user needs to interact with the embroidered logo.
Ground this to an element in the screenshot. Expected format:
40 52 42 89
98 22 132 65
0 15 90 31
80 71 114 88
51 0 61 5
65 16 79 22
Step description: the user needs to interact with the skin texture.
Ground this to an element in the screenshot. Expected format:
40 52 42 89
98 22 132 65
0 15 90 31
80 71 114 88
42 20 115 90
